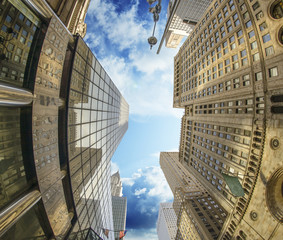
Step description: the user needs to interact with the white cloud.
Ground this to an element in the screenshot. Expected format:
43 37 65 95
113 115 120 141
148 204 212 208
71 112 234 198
99 53 183 118
87 0 149 51
111 161 119 175
123 166 173 202
144 166 173 202
85 0 184 118
134 188 147 196
121 177 135 186
126 228 158 240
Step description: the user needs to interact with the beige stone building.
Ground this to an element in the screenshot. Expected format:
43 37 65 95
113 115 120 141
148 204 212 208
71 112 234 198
160 152 227 239
173 0 283 239
46 0 90 37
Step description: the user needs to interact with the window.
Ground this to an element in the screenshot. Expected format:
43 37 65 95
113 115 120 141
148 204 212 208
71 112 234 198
265 46 274 56
237 30 243 38
240 50 247 57
233 78 240 88
225 80 231 90
269 67 278 77
219 83 223 92
232 54 238 62
252 2 260 11
243 11 249 19
242 58 248 66
253 52 260 61
230 35 235 43
239 38 244 45
251 41 258 49
19 13 24 21
25 19 31 27
262 33 271 43
243 74 250 86
5 15 12 23
245 20 252 28
248 30 255 38
14 24 20 31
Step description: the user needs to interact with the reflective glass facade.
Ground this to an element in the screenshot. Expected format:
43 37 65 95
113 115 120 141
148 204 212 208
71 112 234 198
0 0 41 211
67 36 129 239
0 0 40 87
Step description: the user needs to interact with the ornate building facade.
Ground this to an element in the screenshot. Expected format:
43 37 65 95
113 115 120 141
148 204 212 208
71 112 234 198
0 0 129 239
45 0 90 37
160 152 227 239
173 0 283 239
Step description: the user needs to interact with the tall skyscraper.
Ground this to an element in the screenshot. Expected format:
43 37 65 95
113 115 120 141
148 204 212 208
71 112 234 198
157 0 212 52
111 172 127 240
0 1 128 240
160 152 227 239
111 171 123 197
157 202 177 240
172 0 283 239
111 196 127 240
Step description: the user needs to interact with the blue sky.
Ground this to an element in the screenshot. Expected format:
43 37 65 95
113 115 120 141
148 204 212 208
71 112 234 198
85 0 183 239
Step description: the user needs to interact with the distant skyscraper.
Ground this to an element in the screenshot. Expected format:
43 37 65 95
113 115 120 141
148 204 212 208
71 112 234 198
172 0 283 239
160 152 227 239
111 171 123 197
157 0 212 52
157 202 177 240
112 196 127 240
111 172 127 240
0 1 128 240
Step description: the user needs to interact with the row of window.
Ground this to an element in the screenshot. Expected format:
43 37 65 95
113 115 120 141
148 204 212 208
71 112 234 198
176 0 279 107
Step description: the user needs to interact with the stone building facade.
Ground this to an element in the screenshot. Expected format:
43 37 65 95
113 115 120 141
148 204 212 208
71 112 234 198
173 0 283 239
160 152 227 239
45 0 90 37
157 202 178 240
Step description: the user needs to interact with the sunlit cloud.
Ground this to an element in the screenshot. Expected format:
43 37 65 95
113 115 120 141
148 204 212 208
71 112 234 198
111 161 119 175
85 0 183 118
87 0 149 51
122 165 173 233
134 188 147 196
122 166 173 203
126 228 158 240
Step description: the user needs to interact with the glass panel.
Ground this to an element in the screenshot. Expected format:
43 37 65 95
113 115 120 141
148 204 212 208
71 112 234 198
0 107 31 209
1 204 47 240
0 0 40 87
67 37 129 236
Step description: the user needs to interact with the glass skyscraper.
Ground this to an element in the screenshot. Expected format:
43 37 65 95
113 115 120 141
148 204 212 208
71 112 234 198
0 1 129 239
